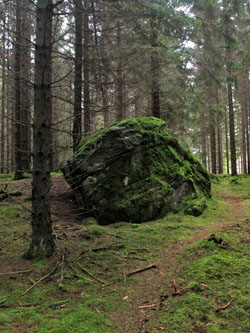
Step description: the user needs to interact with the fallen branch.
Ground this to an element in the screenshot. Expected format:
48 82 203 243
0 190 22 201
90 243 125 252
215 297 234 312
23 267 57 295
0 270 31 276
172 279 181 296
127 264 158 277
77 262 107 285
138 304 156 310
70 266 93 282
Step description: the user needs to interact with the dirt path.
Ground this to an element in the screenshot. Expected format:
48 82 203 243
114 190 248 332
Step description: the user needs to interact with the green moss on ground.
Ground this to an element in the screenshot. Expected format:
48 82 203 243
0 175 249 332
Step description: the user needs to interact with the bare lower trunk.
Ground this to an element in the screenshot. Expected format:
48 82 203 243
20 0 32 171
217 113 223 174
1 16 5 173
73 0 83 151
116 19 124 122
84 2 91 135
151 19 160 118
14 1 24 180
225 113 230 174
24 0 55 259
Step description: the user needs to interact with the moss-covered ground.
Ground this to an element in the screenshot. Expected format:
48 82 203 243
0 174 249 332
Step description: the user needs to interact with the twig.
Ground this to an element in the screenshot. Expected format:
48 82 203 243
138 304 156 309
23 267 57 295
215 296 234 312
77 263 107 285
0 270 31 276
127 264 158 277
172 279 181 296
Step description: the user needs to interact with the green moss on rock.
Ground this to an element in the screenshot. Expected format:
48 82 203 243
61 117 211 224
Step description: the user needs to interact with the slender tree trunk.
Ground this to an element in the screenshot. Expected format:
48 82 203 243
1 14 6 173
217 113 223 174
14 0 24 180
207 137 211 173
238 71 248 174
6 13 11 173
73 0 83 151
24 0 55 259
247 88 250 175
240 99 247 174
151 18 160 118
134 94 142 118
116 19 124 122
201 127 207 169
209 102 217 174
223 0 237 175
225 112 230 174
83 2 91 135
20 0 32 171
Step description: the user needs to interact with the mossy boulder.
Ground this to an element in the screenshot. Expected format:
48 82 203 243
61 117 211 224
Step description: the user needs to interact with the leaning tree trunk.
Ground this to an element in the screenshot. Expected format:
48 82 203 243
24 0 55 259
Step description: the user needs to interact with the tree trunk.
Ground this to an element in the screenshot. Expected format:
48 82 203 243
223 0 237 175
1 13 6 173
83 2 91 136
225 112 230 174
217 113 223 174
20 0 32 171
151 19 160 118
73 0 83 151
209 106 217 174
247 83 250 175
14 0 24 180
201 122 207 169
24 0 55 259
238 70 248 174
116 19 124 122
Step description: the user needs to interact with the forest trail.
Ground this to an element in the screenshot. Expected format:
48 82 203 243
112 188 248 332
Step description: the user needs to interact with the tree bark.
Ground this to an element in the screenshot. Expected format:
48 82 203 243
20 0 32 171
83 1 91 136
223 0 237 175
14 0 24 180
73 0 83 151
151 18 160 118
23 0 55 259
217 113 223 174
225 112 230 174
116 19 124 122
1 12 6 173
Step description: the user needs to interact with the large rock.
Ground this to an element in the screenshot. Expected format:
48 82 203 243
61 117 211 224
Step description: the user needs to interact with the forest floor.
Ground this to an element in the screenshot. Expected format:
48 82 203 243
0 174 249 332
